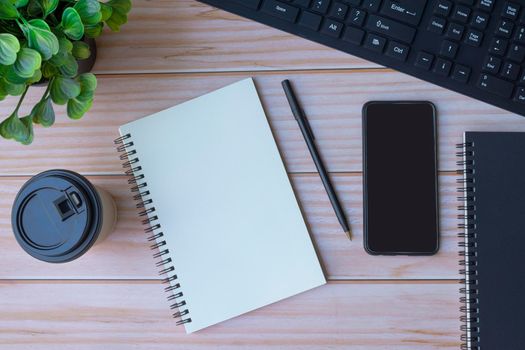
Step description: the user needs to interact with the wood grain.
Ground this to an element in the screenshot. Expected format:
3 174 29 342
0 173 460 280
0 281 461 349
1 71 523 175
91 0 375 74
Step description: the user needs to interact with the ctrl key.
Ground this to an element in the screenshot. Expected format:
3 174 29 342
478 74 514 98
515 87 525 104
386 42 409 61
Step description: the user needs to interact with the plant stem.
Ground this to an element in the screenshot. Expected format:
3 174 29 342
13 86 30 116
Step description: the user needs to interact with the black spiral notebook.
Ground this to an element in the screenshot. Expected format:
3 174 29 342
457 132 525 350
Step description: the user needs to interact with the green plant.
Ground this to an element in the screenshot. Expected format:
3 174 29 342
0 0 132 144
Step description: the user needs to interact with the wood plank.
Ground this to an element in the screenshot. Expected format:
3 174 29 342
0 174 460 280
92 0 375 74
0 281 461 349
1 71 523 175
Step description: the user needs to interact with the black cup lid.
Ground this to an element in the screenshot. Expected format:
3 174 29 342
11 170 102 263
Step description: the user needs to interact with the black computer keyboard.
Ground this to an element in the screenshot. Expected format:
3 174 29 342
197 0 525 117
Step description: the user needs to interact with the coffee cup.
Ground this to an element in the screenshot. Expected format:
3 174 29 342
11 170 118 263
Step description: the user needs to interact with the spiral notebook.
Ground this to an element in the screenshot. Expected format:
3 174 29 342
115 79 326 333
457 132 525 350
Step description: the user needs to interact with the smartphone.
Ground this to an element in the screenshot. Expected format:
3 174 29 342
362 101 439 256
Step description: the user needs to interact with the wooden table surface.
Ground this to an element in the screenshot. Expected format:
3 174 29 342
2 1 525 349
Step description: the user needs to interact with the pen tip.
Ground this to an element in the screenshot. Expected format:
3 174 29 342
345 230 352 241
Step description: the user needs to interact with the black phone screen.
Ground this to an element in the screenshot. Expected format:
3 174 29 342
363 102 439 255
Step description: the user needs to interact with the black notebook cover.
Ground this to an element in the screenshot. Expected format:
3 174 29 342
458 132 525 350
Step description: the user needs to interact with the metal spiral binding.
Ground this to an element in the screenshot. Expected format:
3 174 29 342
115 133 191 326
456 141 479 350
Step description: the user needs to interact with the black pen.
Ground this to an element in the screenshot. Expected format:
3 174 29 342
281 80 352 240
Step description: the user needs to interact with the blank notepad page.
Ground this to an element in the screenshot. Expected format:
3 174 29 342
119 79 326 333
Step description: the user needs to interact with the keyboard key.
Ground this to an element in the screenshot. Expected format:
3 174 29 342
231 0 262 9
441 40 459 58
514 26 525 44
471 12 489 30
365 15 416 43
501 61 520 80
477 0 495 12
261 0 300 22
452 6 471 23
321 19 344 37
452 65 471 83
515 87 525 103
496 19 514 38
433 58 452 76
293 0 311 7
434 0 452 17
380 0 426 26
415 51 434 70
428 16 446 35
364 33 386 52
465 29 483 47
348 8 366 26
483 56 502 73
362 0 382 12
478 73 514 98
312 0 331 14
385 41 409 61
329 3 348 19
446 23 465 41
341 0 361 5
521 71 525 84
342 26 365 44
299 11 323 30
489 38 508 56
508 44 525 62
502 2 520 20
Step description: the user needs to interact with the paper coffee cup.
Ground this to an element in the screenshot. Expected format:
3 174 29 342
11 170 117 263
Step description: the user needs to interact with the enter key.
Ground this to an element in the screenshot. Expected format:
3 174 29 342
380 0 427 26
366 15 417 43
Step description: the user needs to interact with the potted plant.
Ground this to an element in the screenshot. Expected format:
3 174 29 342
0 0 132 144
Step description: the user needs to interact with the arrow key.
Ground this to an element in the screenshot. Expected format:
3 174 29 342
452 65 471 83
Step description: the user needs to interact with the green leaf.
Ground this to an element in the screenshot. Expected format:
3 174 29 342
0 80 7 101
100 2 112 21
72 41 91 60
66 72 96 119
105 0 131 32
78 72 97 92
41 61 57 78
67 95 92 119
74 0 101 25
49 37 73 66
0 33 20 65
41 0 58 17
3 65 27 84
84 22 103 38
31 97 55 127
12 0 28 8
26 0 42 17
27 69 42 84
13 47 42 78
61 8 84 40
0 113 28 142
58 53 78 77
0 0 19 19
3 78 25 95
19 115 34 145
50 76 80 105
22 19 59 60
